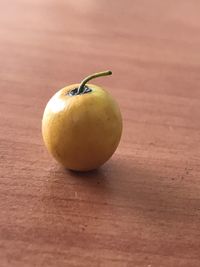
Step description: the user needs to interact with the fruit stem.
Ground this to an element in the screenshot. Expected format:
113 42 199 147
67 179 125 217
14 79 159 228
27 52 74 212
77 70 112 94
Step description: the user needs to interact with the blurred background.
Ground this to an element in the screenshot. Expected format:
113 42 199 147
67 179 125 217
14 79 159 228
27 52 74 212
1 0 200 142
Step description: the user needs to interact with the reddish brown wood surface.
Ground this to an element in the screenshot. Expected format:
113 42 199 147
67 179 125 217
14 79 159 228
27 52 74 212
1 0 200 266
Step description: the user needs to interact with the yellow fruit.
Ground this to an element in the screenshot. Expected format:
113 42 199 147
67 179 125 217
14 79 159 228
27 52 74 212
42 71 122 171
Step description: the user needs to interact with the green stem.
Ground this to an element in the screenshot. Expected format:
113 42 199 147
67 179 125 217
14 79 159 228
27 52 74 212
77 70 112 94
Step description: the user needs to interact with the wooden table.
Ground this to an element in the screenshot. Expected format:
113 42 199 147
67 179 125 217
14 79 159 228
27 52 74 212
1 0 200 266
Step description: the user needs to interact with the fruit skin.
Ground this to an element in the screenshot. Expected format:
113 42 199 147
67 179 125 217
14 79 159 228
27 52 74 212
42 83 122 171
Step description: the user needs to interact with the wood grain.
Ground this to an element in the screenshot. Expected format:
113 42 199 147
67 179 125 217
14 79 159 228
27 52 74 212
1 0 200 266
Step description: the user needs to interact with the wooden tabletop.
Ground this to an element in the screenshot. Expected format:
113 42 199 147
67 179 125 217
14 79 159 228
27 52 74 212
1 0 200 266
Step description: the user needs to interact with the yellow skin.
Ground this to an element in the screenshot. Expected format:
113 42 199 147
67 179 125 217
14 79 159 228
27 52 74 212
42 83 122 171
